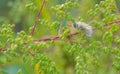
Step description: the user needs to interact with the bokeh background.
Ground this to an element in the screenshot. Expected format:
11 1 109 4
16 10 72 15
0 0 120 74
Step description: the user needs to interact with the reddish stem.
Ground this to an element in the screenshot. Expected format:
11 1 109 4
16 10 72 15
103 20 120 26
0 20 120 52
31 0 46 36
34 32 79 42
34 20 120 42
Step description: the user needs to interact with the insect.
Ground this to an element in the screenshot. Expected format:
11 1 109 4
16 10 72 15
73 22 93 37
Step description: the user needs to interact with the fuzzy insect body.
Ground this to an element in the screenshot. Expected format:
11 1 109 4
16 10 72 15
73 22 93 37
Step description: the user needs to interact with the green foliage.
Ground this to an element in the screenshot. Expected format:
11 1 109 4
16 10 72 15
0 0 120 74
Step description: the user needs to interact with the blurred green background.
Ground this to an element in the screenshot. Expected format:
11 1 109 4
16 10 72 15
0 0 120 74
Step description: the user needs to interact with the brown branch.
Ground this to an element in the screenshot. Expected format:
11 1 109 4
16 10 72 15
0 45 10 52
31 0 46 36
103 20 120 26
0 20 120 52
34 20 120 42
34 32 79 42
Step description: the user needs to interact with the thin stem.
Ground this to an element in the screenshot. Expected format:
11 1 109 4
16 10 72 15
103 20 120 26
34 20 120 42
0 20 120 52
31 0 46 36
34 32 79 42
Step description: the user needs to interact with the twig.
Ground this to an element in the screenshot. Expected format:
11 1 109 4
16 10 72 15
103 20 120 26
34 32 79 42
31 0 46 36
34 20 120 42
0 20 120 52
0 46 10 52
